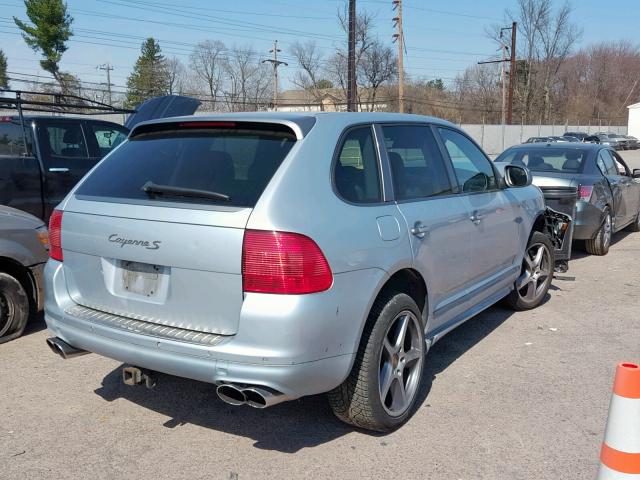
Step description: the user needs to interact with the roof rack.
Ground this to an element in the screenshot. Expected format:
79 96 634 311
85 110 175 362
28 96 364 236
0 89 135 116
0 89 136 157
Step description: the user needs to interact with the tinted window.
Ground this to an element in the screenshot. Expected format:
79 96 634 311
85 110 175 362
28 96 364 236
438 127 496 192
334 126 381 203
37 122 89 166
496 148 587 173
598 150 619 176
76 123 296 208
0 121 33 156
88 124 128 157
381 125 452 200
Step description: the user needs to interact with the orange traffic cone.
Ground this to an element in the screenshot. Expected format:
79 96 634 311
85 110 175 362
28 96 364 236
597 362 640 479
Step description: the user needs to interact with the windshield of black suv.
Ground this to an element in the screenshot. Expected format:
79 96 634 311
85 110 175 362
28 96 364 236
495 147 589 173
75 121 297 208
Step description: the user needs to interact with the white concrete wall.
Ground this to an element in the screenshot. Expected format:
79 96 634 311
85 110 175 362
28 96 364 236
628 105 640 139
460 124 628 156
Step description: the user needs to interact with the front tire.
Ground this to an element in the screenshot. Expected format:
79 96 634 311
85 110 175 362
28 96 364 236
328 292 425 432
506 232 554 311
0 272 30 344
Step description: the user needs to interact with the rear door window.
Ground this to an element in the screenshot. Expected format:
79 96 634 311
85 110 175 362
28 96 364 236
334 126 382 203
36 121 89 168
0 120 34 156
381 125 452 200
86 123 129 158
75 122 297 208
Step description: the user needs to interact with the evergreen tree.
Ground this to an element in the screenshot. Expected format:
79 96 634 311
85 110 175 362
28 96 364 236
126 38 169 107
0 49 7 89
13 0 73 91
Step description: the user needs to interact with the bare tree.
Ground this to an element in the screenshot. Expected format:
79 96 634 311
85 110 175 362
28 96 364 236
223 46 270 111
166 56 186 95
290 41 329 108
190 40 226 108
538 2 580 123
358 40 397 111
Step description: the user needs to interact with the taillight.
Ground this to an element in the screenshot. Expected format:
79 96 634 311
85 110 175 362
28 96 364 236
48 210 63 261
578 185 593 201
242 230 333 294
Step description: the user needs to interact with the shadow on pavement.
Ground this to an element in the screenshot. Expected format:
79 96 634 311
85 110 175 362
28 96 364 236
94 303 521 453
23 312 47 336
569 230 634 260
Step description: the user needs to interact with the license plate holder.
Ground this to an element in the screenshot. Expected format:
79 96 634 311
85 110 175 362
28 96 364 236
121 261 161 297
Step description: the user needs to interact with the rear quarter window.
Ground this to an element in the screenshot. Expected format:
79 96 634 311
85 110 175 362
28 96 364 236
0 121 33 156
75 122 297 208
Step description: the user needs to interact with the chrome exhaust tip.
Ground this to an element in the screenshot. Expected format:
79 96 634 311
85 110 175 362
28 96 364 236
46 337 89 359
242 387 286 409
216 384 247 406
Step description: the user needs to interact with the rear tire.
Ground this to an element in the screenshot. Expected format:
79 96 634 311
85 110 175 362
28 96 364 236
506 232 554 311
328 292 425 432
0 272 30 344
585 210 612 255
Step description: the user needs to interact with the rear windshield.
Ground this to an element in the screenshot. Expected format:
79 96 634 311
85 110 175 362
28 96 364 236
76 122 296 208
496 148 588 173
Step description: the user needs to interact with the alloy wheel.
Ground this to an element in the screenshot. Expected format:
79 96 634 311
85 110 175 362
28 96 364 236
516 242 552 303
379 310 424 417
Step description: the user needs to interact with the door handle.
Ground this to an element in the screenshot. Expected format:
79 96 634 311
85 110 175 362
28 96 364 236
48 167 69 173
410 222 429 239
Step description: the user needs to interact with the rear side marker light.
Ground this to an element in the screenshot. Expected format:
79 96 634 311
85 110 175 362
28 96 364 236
578 185 593 201
242 230 333 294
48 210 63 261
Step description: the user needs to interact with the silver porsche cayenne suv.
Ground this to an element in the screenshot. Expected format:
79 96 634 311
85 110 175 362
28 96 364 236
45 113 559 431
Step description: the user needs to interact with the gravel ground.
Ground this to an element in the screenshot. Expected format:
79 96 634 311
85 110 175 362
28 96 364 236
1 150 639 480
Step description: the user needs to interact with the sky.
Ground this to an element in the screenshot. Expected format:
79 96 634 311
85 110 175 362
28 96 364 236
1 0 639 95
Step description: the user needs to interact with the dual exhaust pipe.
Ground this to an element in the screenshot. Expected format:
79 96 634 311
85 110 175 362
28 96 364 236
46 337 89 359
216 384 287 409
47 337 286 409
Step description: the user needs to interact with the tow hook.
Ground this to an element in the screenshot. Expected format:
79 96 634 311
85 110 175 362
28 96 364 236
122 366 157 389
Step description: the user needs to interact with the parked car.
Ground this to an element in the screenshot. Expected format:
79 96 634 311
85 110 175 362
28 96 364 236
0 93 200 221
584 134 621 150
495 143 640 255
605 133 630 150
44 113 570 432
0 205 48 343
564 131 590 141
624 135 639 150
525 136 551 143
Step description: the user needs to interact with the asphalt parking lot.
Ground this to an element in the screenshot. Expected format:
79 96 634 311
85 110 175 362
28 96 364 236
2 150 639 480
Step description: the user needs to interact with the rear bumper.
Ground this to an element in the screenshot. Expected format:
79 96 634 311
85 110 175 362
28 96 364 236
44 260 385 399
572 201 604 240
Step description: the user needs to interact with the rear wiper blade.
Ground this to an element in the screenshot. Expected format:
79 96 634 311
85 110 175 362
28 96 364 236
142 181 231 202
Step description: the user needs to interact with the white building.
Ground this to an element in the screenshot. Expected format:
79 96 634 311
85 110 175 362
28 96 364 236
628 102 640 139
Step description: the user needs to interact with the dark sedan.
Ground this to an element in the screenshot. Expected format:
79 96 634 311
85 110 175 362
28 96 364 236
495 143 640 255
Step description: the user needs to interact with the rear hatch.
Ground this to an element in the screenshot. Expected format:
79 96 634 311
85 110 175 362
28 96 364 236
60 120 297 335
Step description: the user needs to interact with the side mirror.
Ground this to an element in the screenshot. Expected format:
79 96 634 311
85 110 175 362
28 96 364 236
504 164 531 188
633 169 640 179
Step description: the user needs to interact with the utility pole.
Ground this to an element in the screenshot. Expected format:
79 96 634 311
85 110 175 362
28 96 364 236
262 40 287 110
347 0 357 112
392 0 404 113
96 63 113 105
499 34 507 151
507 22 517 124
